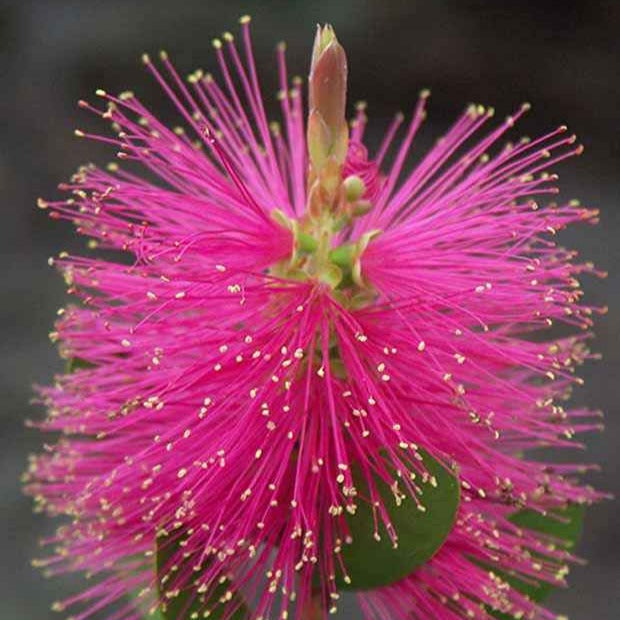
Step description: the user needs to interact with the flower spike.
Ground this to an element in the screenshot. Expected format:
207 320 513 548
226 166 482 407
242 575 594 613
26 17 606 620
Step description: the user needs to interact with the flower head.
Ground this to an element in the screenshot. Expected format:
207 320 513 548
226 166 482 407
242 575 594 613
26 17 606 620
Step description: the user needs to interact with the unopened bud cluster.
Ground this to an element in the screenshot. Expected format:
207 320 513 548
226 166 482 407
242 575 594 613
272 25 379 297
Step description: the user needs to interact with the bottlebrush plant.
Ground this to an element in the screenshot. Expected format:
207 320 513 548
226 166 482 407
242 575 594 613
25 17 607 620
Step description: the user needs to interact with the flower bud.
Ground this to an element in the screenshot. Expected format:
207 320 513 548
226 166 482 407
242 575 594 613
307 25 348 172
343 175 365 202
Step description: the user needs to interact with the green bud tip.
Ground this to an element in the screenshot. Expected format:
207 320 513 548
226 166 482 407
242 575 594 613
307 24 348 171
344 175 366 202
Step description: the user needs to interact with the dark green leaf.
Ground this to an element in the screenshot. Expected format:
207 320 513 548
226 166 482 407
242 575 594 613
148 607 165 620
156 536 248 620
487 503 585 619
66 357 95 372
338 449 460 590
128 590 165 620
509 503 584 544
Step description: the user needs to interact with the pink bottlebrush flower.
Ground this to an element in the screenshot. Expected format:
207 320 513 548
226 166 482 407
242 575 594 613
25 17 607 620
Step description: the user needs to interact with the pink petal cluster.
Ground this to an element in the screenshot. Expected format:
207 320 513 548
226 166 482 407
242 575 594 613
26 18 606 620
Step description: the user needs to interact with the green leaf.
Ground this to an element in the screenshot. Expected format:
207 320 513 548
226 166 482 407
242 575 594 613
127 590 165 620
156 536 248 620
509 503 584 544
338 449 460 590
486 504 585 619
66 357 95 372
148 607 165 620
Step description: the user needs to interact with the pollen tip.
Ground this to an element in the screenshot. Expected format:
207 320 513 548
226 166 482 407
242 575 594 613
159 50 168 61
212 38 222 49
74 129 85 138
95 89 107 97
277 41 286 51
239 14 252 24
419 88 431 99
141 53 151 65
521 101 532 111
223 32 234 42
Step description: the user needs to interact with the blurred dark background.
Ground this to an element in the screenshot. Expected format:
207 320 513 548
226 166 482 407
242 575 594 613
1 0 618 618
